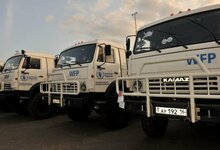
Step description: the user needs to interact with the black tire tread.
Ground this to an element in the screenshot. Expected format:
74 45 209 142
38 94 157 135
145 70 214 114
102 81 130 130
141 116 168 137
27 93 53 120
65 106 92 121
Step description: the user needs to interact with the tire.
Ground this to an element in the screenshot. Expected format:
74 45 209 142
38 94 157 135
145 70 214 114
141 115 168 137
65 106 92 121
11 99 28 115
27 92 54 120
0 97 12 112
101 82 130 130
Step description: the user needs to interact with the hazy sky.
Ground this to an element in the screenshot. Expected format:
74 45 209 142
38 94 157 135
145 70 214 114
0 0 219 61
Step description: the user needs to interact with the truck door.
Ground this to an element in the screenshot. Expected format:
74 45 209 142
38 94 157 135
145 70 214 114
19 57 47 91
95 46 120 92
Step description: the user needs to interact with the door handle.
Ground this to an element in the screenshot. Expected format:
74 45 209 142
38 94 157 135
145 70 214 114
39 76 44 78
114 72 118 75
97 65 105 70
21 71 29 74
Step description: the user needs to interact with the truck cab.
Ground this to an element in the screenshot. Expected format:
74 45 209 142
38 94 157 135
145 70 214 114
0 50 55 119
117 4 220 137
41 39 129 129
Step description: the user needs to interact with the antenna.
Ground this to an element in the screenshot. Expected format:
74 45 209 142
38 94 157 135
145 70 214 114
132 11 138 34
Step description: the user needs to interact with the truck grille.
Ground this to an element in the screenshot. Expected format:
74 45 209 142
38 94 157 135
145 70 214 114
4 83 11 90
40 81 80 95
149 76 219 95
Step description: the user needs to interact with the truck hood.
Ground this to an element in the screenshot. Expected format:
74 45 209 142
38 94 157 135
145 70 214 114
48 66 89 82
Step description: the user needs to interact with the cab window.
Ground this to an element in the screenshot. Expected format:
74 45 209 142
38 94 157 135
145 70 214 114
97 47 104 62
97 47 115 63
22 58 41 69
106 48 115 63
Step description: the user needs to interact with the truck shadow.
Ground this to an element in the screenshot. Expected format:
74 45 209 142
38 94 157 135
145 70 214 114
49 114 114 133
47 112 138 137
0 112 35 124
137 120 220 150
0 108 67 125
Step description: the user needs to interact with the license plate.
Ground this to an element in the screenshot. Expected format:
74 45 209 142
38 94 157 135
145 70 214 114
117 95 125 109
155 107 187 116
53 99 60 104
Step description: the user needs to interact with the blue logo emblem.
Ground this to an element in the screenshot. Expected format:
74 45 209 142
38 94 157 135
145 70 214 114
69 70 79 77
96 71 104 79
20 75 28 81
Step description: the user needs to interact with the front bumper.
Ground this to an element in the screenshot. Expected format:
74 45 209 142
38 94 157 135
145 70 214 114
40 81 81 107
42 93 90 108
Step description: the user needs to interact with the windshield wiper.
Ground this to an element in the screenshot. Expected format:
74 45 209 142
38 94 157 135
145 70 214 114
154 30 188 49
74 61 82 66
61 63 71 68
56 64 63 68
62 61 82 68
188 19 220 45
70 61 81 66
3 68 11 72
136 46 161 53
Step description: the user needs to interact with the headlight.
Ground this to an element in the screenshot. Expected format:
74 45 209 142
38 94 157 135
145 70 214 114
133 80 142 91
80 82 87 91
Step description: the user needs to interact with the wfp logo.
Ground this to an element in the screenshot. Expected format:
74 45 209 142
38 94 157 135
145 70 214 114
96 71 104 79
20 75 28 81
187 53 216 65
69 70 79 77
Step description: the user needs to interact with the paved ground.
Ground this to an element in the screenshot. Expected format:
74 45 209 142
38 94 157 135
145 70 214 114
0 111 220 150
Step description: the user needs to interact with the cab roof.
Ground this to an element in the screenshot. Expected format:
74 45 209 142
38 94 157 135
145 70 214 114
62 39 125 52
139 4 220 31
13 51 54 59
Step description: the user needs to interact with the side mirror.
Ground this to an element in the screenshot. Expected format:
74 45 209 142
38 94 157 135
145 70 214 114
126 38 130 52
126 51 132 59
0 66 3 72
105 45 111 56
21 50 25 55
25 57 31 69
55 55 59 67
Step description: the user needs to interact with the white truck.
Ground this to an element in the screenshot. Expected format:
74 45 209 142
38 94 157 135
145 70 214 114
0 60 6 111
0 50 56 119
40 39 129 129
116 4 220 137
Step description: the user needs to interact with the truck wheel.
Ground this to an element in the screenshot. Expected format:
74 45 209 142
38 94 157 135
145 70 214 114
11 99 28 115
141 115 168 137
101 82 130 130
0 96 12 112
65 106 92 121
28 93 54 120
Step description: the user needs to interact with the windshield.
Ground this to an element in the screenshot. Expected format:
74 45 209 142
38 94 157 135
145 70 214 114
134 9 220 54
57 44 96 67
2 55 23 72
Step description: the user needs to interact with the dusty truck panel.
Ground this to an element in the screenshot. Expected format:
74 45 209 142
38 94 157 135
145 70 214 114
116 4 220 137
40 39 130 129
0 50 56 119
